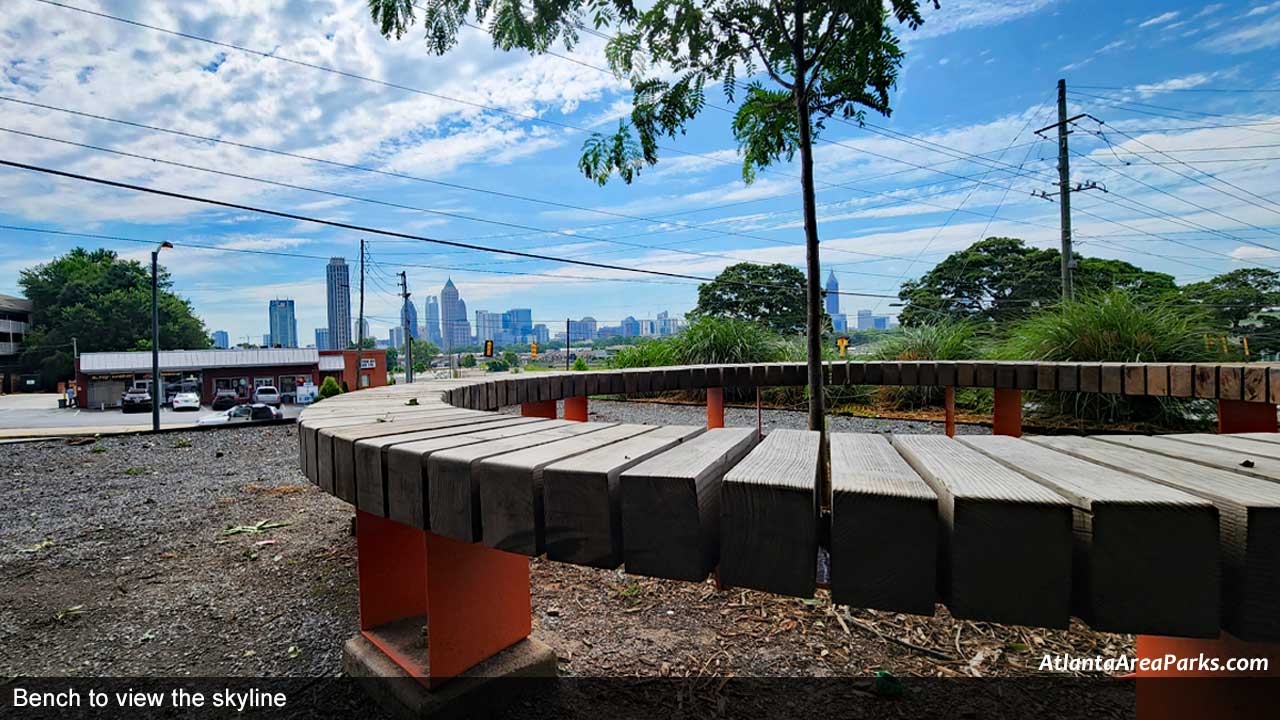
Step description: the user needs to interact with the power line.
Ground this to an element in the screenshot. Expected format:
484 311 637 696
1073 84 1280 94
0 159 905 299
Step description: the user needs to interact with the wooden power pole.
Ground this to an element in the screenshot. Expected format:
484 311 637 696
356 239 365 387
399 271 412 383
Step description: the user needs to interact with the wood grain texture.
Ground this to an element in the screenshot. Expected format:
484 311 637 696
427 423 622 543
1245 366 1268 403
1029 435 1280 641
890 435 1072 628
541 425 705 568
1146 364 1169 397
829 434 937 616
474 424 660 556
382 420 571 529
719 429 821 598
620 428 759 581
351 416 542 517
1097 434 1280 484
959 436 1219 637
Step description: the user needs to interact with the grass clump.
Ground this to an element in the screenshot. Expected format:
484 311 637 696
870 320 985 410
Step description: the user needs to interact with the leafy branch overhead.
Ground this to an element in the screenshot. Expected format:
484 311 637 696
368 0 936 184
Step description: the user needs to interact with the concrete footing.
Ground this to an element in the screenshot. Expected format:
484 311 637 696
343 633 557 720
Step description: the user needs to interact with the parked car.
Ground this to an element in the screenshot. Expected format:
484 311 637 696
171 391 202 411
121 387 152 413
196 403 283 426
211 389 240 410
253 385 281 406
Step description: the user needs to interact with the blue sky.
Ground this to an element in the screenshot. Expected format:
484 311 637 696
3 0 1280 344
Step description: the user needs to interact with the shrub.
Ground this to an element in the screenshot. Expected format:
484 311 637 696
870 320 984 409
572 357 589 371
1000 289 1217 427
672 316 793 365
486 360 509 372
318 376 343 400
460 354 476 368
609 339 678 368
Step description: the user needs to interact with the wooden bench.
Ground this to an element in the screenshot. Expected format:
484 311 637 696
295 364 1280 690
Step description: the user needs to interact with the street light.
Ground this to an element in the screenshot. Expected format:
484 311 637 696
151 241 173 433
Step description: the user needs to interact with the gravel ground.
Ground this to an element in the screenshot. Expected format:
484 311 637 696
0 409 1132 717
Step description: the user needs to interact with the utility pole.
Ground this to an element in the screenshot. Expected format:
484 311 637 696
356 239 365 389
1034 79 1103 301
565 318 571 371
399 271 412 383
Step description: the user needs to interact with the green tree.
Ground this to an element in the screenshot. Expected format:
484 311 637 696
691 262 821 334
572 356 589 371
370 0 933 468
385 346 400 370
501 350 519 367
460 353 477 368
410 338 440 363
18 248 209 387
1183 268 1280 332
897 237 1176 326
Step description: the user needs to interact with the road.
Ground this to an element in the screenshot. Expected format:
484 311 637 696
0 393 301 433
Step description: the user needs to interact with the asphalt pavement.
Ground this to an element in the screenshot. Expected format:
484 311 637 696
0 392 301 435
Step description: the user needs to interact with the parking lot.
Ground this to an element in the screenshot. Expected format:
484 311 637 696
0 392 302 433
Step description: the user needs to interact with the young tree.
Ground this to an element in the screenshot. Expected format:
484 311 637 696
369 0 933 447
1183 268 1280 331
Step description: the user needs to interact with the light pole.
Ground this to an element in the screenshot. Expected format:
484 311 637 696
151 241 173 432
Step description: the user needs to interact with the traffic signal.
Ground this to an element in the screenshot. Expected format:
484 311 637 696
483 339 494 358
531 341 538 358
836 336 849 357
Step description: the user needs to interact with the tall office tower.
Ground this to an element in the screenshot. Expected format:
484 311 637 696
474 310 505 347
326 257 352 351
503 308 533 344
440 278 471 349
390 326 404 350
621 316 640 337
856 308 873 330
315 328 330 350
211 330 229 349
530 324 550 345
402 298 419 339
262 334 271 347
268 298 298 348
354 318 370 345
825 269 840 317
424 296 443 345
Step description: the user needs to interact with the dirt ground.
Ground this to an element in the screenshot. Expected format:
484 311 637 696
0 425 1135 716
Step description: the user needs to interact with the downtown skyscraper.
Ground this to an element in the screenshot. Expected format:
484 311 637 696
423 296 442 345
268 298 298 348
402 298 419 340
326 257 352 351
439 278 470 350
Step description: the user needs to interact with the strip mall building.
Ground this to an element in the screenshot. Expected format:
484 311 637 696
74 348 386 408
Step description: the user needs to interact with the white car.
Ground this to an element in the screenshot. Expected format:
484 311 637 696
252 386 281 406
171 391 202 411
197 403 282 426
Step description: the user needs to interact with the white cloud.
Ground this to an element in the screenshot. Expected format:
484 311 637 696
1231 246 1280 261
1134 73 1215 96
912 0 1058 40
1138 11 1180 28
1200 15 1280 53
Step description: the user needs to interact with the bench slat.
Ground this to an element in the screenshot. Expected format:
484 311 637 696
619 427 759 581
542 425 706 568
719 429 821 598
1098 435 1280 484
474 424 662 555
1030 435 1280 641
890 435 1072 628
829 434 937 616
959 436 1219 637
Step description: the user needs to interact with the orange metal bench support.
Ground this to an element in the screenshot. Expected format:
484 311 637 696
1217 398 1278 434
944 386 956 438
707 387 725 429
520 400 557 419
564 396 589 422
355 510 532 688
992 388 1022 437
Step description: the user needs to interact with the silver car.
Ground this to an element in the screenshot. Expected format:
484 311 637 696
252 385 281 406
171 391 202 411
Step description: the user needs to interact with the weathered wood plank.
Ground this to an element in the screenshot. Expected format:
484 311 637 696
309 408 476 495
1100 363 1124 394
1079 364 1101 393
383 420 571 529
890 435 1072 628
1030 435 1280 641
1195 364 1218 399
1097 435 1280 484
1146 364 1169 397
829 434 937 616
619 428 759 581
1245 366 1269 403
540 425 705 568
352 416 542 517
959 436 1219 637
1220 365 1244 401
474 424 662 555
1169 364 1195 397
428 423 621 543
1123 364 1146 396
719 429 821 598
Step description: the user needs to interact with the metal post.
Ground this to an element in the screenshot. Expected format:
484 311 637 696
149 241 171 432
1056 78 1074 300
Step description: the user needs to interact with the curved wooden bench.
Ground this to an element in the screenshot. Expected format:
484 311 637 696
298 362 1280 686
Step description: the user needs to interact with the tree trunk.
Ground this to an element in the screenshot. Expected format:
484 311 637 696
792 5 828 491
